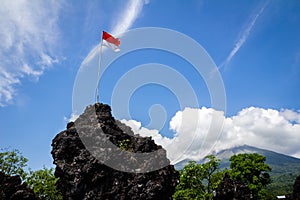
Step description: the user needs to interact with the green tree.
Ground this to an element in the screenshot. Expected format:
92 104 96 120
26 167 62 200
229 153 271 199
173 161 205 199
1 148 62 200
0 148 28 180
202 155 220 194
210 170 227 193
173 155 223 200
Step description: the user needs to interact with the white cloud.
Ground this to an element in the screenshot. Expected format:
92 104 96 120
217 107 300 155
76 0 149 124
64 113 79 123
280 108 300 124
111 0 147 35
82 0 149 65
0 0 63 106
121 106 300 164
120 119 173 147
121 107 226 164
220 2 268 69
0 70 20 106
20 64 43 78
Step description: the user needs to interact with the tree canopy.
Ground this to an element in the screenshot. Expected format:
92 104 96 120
26 167 62 200
173 155 222 200
0 148 28 180
229 153 271 199
174 153 274 199
0 148 62 200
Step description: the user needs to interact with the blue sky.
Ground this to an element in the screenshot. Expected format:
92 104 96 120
1 0 300 169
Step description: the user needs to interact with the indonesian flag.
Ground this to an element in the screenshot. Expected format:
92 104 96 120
102 31 120 52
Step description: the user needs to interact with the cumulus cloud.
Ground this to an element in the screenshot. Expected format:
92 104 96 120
218 107 300 155
0 0 63 106
280 108 300 124
121 107 226 164
121 106 300 164
220 2 268 69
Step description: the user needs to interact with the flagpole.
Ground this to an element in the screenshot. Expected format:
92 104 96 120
95 37 103 103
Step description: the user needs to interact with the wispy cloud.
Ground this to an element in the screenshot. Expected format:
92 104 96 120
0 0 63 106
111 0 148 35
82 0 149 65
219 2 268 69
68 0 149 120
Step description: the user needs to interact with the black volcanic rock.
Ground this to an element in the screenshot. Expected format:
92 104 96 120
0 172 38 200
51 103 179 200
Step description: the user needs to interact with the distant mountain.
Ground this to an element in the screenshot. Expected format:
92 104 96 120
175 145 300 171
175 145 300 196
215 145 300 172
216 145 300 196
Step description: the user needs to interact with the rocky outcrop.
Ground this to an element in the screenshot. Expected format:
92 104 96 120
51 103 179 200
0 172 38 200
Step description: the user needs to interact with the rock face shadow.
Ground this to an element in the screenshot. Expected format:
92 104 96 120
0 172 38 200
51 103 179 200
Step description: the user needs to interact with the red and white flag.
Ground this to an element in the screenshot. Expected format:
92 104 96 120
102 31 120 52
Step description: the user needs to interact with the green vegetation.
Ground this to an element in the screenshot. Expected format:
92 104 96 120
267 164 300 196
0 148 28 180
0 148 62 200
26 167 62 200
173 160 206 199
229 153 272 199
1 147 299 199
173 155 223 199
118 138 133 152
267 172 298 196
174 153 276 199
